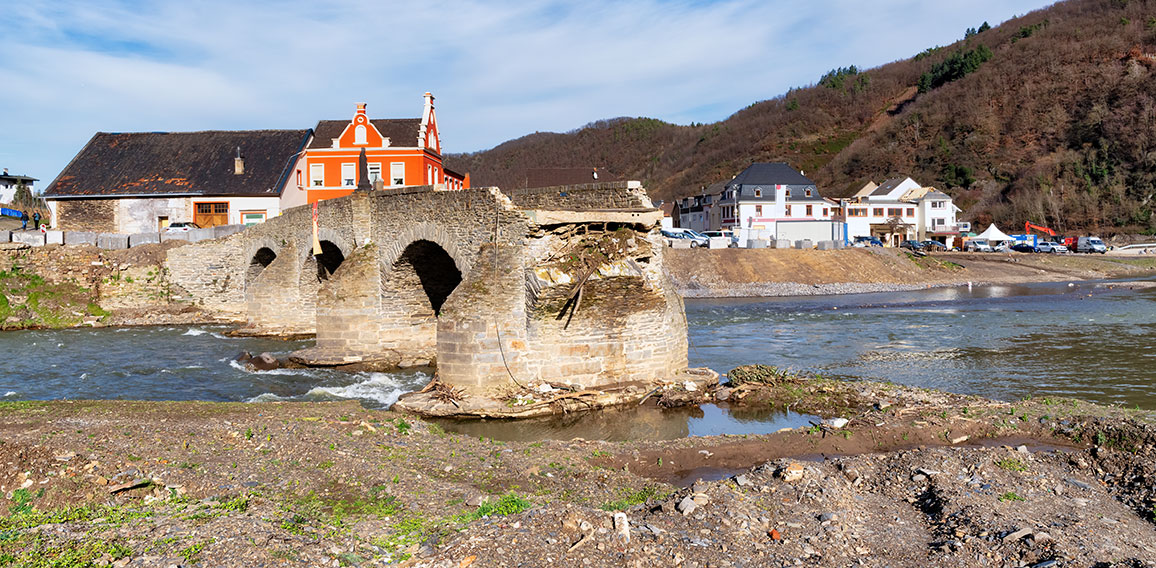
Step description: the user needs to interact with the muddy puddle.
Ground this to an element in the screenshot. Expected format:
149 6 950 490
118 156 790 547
428 402 820 442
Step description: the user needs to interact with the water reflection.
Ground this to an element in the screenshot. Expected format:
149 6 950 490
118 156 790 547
431 405 817 442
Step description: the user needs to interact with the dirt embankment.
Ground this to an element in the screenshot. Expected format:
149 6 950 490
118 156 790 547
0 242 214 329
665 247 1156 297
2 375 1155 567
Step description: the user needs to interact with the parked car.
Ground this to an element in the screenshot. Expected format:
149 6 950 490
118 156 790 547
164 221 200 233
702 230 738 247
1037 241 1069 253
1076 236 1107 254
1010 243 1038 253
920 240 948 252
661 228 709 248
899 240 925 251
853 236 884 247
964 238 993 252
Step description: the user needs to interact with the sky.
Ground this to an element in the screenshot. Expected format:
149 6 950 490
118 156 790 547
1 0 1056 187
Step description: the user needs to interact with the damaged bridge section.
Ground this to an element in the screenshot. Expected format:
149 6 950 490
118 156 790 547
166 181 688 398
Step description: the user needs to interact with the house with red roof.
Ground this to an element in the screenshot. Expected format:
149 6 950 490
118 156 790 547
297 93 468 206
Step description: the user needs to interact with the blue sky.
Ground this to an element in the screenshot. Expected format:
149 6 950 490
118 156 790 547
1 0 1055 187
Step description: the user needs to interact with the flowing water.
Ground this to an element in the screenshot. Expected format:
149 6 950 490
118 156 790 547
686 278 1156 408
1 278 1154 440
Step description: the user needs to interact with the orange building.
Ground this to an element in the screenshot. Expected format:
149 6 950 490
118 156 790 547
298 93 468 204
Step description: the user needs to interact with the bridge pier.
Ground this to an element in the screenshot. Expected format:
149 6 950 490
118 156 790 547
240 239 316 335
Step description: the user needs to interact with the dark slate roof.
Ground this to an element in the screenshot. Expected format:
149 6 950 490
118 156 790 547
45 130 312 198
308 119 422 149
0 173 38 184
524 167 621 189
728 163 814 188
871 177 908 196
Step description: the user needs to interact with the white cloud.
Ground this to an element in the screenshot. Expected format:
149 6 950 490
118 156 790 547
0 0 1054 184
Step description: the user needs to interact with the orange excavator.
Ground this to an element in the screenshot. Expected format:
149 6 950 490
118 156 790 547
1024 221 1056 237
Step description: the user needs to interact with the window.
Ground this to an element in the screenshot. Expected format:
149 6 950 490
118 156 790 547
873 208 884 217
849 208 867 217
887 208 903 217
241 211 267 226
368 163 382 183
785 205 792 216
931 201 945 209
342 163 355 187
907 208 915 217
806 204 813 216
354 124 367 145
310 164 324 187
823 208 830 217
390 163 405 185
295 169 302 187
754 188 762 197
934 218 946 227
755 205 762 215
805 189 812 198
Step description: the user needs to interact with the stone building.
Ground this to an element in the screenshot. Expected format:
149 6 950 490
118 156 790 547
42 129 312 233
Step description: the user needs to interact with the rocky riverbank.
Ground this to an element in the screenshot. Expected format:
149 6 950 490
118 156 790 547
3 371 1154 567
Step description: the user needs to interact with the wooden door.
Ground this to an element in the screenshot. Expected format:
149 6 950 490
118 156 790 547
194 202 229 228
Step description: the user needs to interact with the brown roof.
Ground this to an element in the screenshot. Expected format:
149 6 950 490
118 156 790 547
524 167 621 189
45 130 312 198
308 119 422 150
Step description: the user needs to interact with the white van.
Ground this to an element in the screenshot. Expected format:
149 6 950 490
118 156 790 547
1076 236 1107 254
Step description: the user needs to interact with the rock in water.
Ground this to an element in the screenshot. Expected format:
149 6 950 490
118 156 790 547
249 352 279 371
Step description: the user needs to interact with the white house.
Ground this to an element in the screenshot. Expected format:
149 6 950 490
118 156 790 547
840 177 964 247
0 169 37 204
714 163 842 244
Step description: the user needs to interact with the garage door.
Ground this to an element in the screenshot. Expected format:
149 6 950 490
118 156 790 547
194 202 229 228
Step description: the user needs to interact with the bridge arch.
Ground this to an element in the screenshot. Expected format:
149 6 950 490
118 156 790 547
243 236 285 287
299 228 355 280
380 222 471 280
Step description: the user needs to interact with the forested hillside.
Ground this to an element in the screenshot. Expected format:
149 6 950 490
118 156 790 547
444 0 1156 234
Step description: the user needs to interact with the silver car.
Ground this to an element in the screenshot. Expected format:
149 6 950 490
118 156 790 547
1037 241 1069 253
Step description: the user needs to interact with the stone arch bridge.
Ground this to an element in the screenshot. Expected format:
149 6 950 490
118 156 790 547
166 182 688 393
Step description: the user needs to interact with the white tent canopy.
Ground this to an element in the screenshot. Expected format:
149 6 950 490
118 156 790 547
976 224 1013 242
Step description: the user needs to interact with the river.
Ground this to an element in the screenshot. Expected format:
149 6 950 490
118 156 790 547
2 278 1154 437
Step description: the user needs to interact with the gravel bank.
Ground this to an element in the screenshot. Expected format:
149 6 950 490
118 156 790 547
2 376 1154 567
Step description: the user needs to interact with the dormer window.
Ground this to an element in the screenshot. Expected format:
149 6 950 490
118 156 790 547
805 189 812 198
754 188 762 197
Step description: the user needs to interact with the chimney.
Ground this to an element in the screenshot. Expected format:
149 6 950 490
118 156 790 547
234 147 244 175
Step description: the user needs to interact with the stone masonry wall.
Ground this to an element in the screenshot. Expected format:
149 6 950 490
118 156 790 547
165 232 248 319
436 244 529 390
504 181 652 210
244 238 313 334
56 199 117 232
